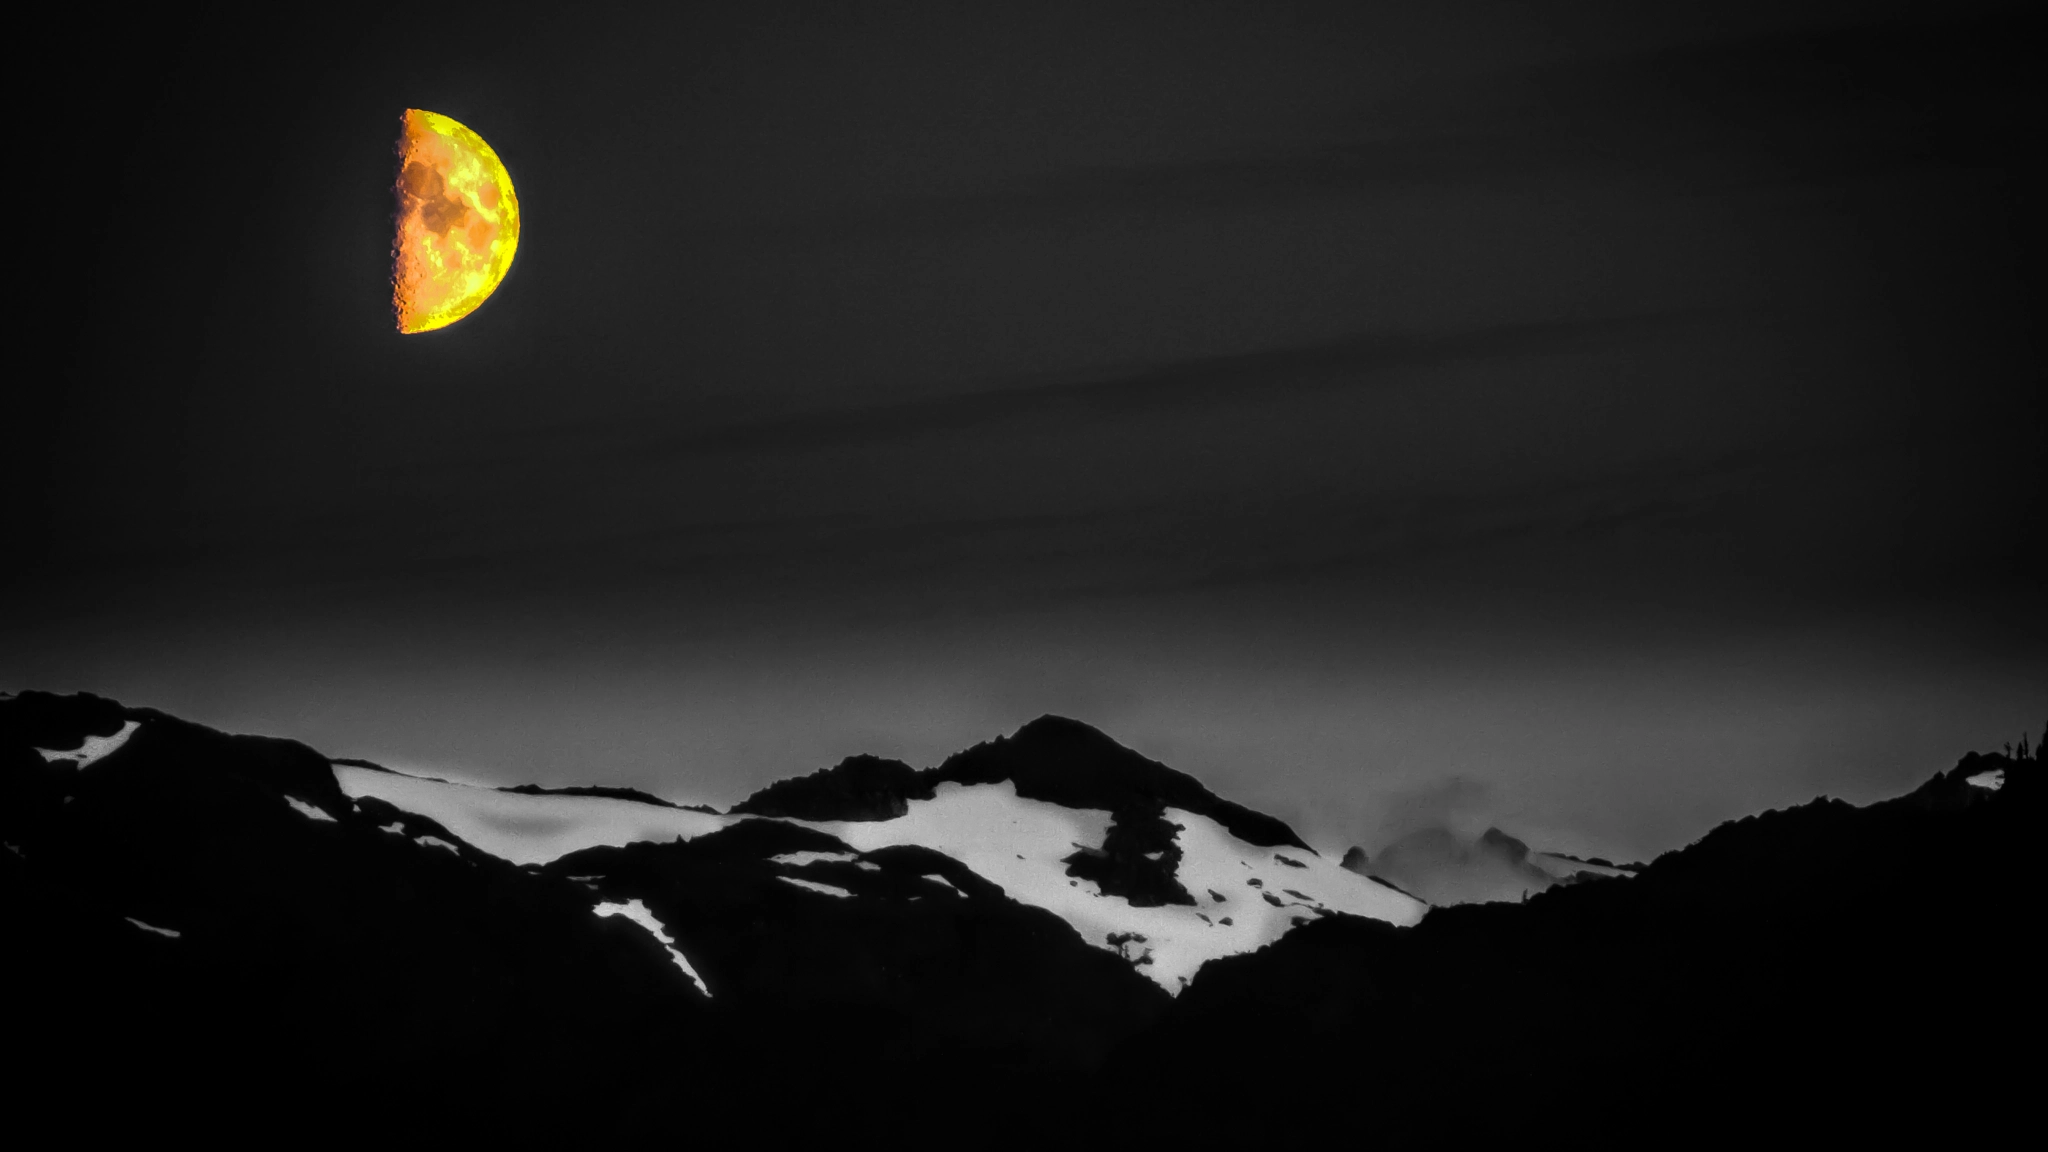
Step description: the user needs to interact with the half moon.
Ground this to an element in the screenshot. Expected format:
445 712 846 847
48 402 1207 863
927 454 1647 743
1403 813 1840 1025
391 109 520 334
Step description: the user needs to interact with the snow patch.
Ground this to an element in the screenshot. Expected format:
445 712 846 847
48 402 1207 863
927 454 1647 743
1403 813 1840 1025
415 836 461 855
1532 853 1635 880
594 899 711 997
285 796 337 823
778 876 855 898
770 851 858 867
1966 770 2004 791
125 917 180 939
334 764 734 866
783 782 1425 992
36 720 140 768
923 873 963 896
377 822 406 836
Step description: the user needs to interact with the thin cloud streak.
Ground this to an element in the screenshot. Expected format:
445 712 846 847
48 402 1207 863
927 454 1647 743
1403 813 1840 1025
644 311 1707 458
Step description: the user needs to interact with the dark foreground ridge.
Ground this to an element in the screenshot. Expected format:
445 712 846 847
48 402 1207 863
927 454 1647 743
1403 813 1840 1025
2 690 2038 1140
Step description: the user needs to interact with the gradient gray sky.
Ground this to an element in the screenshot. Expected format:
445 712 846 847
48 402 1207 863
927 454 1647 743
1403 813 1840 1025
11 0 2042 862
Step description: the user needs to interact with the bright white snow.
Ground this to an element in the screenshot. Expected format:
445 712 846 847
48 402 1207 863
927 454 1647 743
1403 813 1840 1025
1966 770 2005 791
334 765 734 866
792 781 1425 993
377 822 407 836
415 836 462 855
285 796 337 822
778 876 855 898
329 764 1424 992
594 899 711 996
770 851 859 867
923 873 963 896
36 720 140 768
125 917 180 939
770 850 882 873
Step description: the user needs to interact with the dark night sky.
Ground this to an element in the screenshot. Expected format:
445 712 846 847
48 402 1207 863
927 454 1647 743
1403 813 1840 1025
12 1 2042 861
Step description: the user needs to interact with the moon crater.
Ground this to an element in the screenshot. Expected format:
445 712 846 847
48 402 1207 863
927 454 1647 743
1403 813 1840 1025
391 109 519 334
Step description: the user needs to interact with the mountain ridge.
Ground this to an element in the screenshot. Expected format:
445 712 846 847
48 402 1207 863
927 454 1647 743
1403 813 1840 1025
735 713 1311 848
3 687 2036 1140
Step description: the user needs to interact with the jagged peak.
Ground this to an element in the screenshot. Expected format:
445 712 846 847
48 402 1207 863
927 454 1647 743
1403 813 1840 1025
937 717 1311 851
729 753 925 821
1477 827 1533 863
1008 713 1126 747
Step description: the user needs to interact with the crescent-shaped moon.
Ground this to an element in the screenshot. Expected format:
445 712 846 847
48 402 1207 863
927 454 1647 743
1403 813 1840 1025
391 109 520 334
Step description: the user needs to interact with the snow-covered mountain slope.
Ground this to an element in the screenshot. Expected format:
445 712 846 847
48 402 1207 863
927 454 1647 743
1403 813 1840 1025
796 780 1422 991
331 733 1423 991
8 689 2036 1141
594 898 713 997
333 764 735 865
34 719 141 767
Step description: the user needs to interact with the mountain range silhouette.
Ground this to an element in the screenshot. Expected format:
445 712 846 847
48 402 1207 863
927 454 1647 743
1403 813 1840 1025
2 689 2035 1141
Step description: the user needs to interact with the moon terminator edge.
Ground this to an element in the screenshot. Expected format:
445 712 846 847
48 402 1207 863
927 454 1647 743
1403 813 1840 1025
391 109 520 334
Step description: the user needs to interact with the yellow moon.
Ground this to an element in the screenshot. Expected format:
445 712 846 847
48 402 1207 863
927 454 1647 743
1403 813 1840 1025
391 109 520 333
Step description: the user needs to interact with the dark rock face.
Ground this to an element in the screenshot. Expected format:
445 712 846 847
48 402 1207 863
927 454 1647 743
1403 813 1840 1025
1 691 713 1138
1110 750 2044 1137
0 691 1167 1139
938 716 1313 903
1061 808 1195 907
728 713 1310 906
501 782 717 812
933 716 1311 852
548 821 1167 1071
731 716 1311 851
729 753 927 820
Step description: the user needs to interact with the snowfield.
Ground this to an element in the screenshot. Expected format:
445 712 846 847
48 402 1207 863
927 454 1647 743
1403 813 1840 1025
778 876 855 898
770 850 859 867
333 765 733 865
595 899 711 997
333 769 1426 992
37 720 141 768
285 796 337 822
796 781 1426 992
772 850 880 872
